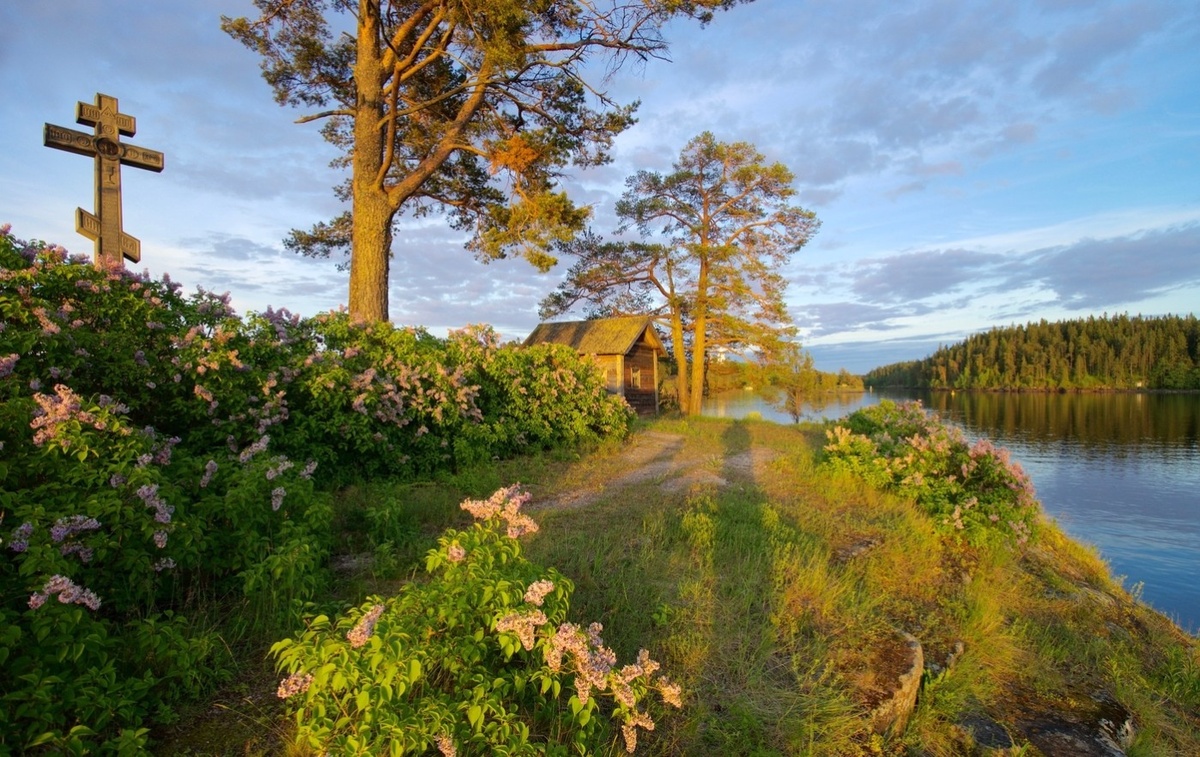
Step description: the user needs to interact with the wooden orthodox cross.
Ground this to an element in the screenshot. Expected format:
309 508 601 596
43 93 165 268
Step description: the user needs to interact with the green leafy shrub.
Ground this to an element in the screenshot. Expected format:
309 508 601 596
272 487 682 755
445 325 634 466
0 377 232 750
822 400 1040 546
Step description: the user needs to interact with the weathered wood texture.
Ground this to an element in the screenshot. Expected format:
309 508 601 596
43 93 164 269
524 316 664 417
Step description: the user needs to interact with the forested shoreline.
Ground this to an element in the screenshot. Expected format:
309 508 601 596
865 313 1200 391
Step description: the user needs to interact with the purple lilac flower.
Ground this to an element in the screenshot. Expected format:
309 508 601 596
261 306 301 344
30 574 102 611
8 522 33 552
276 672 313 699
265 457 294 481
496 610 548 651
136 483 174 524
153 436 181 466
153 557 176 572
34 308 62 336
271 487 286 511
299 460 318 480
435 734 456 757
0 353 18 379
153 530 168 549
97 395 129 414
31 384 95 448
200 459 218 488
238 434 270 463
50 515 101 542
524 580 556 606
60 543 95 563
347 604 386 648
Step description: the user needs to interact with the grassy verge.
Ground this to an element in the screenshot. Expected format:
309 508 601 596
164 417 1200 755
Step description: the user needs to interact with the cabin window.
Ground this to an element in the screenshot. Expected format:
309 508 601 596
631 366 642 389
606 367 619 389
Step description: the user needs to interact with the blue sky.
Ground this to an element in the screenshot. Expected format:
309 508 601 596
2 0 1197 373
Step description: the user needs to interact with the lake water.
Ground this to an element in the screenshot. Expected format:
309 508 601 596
702 388 1200 634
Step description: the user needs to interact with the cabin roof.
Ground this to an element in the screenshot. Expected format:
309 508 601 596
523 316 664 355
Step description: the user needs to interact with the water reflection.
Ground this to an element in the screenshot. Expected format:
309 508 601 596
701 389 1200 634
922 391 1200 453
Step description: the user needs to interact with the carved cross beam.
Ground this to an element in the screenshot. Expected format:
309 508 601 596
44 93 165 268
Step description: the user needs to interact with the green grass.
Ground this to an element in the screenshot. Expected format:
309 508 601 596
167 417 1200 755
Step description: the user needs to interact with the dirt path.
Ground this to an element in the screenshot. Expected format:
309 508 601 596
530 429 780 512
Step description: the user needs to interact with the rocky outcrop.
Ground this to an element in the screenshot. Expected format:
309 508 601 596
869 631 924 735
1017 691 1136 757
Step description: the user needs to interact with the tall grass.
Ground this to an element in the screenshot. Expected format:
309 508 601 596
519 418 1199 755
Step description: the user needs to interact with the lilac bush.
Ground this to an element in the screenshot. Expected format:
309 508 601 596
822 400 1041 547
445 324 633 464
0 225 633 752
273 487 681 755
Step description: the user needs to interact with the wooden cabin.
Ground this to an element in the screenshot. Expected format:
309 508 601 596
524 316 664 416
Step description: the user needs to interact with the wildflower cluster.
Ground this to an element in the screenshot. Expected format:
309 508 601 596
823 400 1041 546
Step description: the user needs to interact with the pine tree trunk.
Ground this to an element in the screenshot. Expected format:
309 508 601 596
687 258 711 416
688 315 706 415
348 186 393 322
348 0 392 323
670 313 689 413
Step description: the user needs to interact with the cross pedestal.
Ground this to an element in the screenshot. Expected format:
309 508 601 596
44 93 165 268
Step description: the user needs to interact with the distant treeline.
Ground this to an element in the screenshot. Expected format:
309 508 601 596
865 314 1200 390
707 360 864 394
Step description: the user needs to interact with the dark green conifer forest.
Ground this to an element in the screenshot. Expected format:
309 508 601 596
865 314 1200 390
